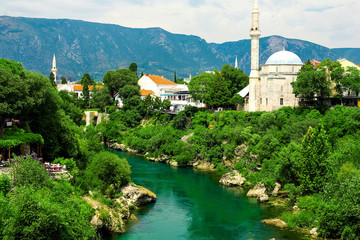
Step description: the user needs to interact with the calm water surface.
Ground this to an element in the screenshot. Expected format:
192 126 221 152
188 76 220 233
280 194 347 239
106 149 308 240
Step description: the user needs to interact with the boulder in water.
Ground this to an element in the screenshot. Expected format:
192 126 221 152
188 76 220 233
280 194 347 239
261 218 288 228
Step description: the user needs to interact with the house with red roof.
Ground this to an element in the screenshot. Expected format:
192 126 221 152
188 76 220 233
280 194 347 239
57 84 103 98
138 74 204 112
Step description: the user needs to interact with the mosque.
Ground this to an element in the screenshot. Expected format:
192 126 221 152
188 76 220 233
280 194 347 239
242 0 303 112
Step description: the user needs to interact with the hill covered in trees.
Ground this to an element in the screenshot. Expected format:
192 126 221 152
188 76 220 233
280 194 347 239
0 16 359 80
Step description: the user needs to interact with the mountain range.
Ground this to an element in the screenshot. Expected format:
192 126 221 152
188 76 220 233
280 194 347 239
0 16 359 81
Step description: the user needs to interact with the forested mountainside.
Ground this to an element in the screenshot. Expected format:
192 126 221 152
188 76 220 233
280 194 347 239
0 16 358 80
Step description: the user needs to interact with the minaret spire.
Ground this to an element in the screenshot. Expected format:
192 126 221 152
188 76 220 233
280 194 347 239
51 54 57 82
235 56 238 69
248 0 261 112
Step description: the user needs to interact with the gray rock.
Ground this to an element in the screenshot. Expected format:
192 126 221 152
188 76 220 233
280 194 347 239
181 133 194 143
234 144 248 157
258 193 269 202
120 183 157 206
261 218 288 228
219 170 246 186
272 182 281 196
310 227 318 237
247 182 267 198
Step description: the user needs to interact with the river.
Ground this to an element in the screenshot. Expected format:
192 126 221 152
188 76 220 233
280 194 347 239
106 149 308 240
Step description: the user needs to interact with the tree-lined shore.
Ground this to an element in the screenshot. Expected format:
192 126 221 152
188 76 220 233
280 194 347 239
99 105 360 239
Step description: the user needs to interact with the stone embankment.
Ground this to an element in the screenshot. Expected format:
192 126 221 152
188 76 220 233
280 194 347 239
85 183 156 234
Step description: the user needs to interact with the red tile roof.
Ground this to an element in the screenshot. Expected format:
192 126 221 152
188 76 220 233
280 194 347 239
146 74 177 85
310 60 321 66
73 85 103 91
140 90 155 96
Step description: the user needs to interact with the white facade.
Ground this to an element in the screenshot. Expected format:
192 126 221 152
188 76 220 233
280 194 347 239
138 74 205 112
246 0 303 112
258 51 302 111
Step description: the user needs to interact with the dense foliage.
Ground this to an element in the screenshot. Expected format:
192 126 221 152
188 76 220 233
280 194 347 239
98 105 360 239
0 58 134 239
188 65 248 108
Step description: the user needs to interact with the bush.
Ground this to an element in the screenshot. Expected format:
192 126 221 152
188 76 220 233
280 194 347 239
11 156 50 188
0 175 11 195
84 152 131 193
3 186 95 240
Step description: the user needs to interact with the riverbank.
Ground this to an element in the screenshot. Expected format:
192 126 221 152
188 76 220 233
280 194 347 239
97 107 360 239
108 142 217 171
104 148 310 240
85 183 156 236
107 143 317 239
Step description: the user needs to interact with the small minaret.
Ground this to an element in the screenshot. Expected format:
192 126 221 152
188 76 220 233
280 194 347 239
235 56 238 69
248 0 261 112
51 54 57 82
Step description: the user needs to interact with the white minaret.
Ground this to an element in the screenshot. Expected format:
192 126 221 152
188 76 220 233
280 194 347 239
235 56 238 69
248 0 261 112
51 54 57 82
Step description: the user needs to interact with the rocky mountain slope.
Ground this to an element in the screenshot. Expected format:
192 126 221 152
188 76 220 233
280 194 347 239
0 16 358 80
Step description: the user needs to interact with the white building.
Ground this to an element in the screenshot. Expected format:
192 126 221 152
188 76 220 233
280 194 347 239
243 0 303 112
57 84 103 98
138 74 204 112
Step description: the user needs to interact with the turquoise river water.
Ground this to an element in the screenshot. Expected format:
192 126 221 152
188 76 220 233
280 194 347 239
106 149 308 240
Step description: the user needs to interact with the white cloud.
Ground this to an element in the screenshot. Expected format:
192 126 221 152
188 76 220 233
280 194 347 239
1 0 359 48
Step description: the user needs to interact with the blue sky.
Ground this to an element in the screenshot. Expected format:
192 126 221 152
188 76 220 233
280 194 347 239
1 0 359 48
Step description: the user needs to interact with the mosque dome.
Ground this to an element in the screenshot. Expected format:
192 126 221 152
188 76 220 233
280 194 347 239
265 50 303 65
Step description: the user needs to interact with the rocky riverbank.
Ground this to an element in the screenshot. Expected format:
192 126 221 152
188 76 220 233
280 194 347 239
85 183 156 236
109 142 217 171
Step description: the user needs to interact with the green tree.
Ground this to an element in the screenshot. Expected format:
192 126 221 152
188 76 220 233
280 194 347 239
79 73 95 86
90 86 113 112
221 64 249 96
84 152 131 192
58 90 83 125
0 59 25 77
11 157 50 188
49 72 56 87
0 68 29 138
4 185 95 240
188 71 231 108
118 85 140 100
61 77 67 84
291 61 331 103
298 125 331 194
318 59 344 97
129 62 138 76
341 67 360 96
103 69 139 99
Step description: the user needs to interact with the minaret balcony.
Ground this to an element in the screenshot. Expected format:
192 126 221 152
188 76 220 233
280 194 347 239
250 30 261 37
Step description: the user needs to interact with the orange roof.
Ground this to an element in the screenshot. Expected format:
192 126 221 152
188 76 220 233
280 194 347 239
73 85 103 91
310 60 321 66
140 90 155 96
146 74 177 85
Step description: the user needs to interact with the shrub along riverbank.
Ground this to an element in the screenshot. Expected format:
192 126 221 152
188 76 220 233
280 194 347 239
98 105 360 239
